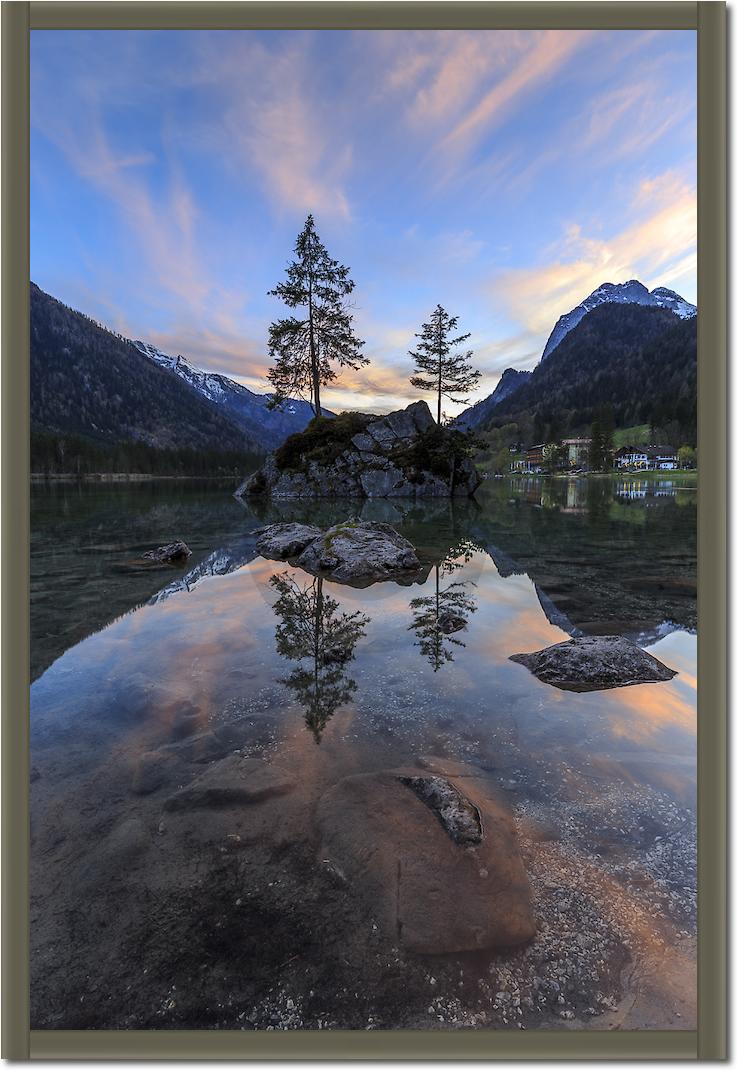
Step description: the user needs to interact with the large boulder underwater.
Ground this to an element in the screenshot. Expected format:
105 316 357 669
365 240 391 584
235 401 482 500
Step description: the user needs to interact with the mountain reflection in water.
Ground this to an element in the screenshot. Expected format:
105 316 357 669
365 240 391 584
29 475 697 1031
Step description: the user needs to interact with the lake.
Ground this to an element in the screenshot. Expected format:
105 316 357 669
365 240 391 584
30 474 697 1031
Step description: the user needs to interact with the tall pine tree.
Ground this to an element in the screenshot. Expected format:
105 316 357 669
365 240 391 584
266 215 368 416
588 419 603 471
409 305 481 424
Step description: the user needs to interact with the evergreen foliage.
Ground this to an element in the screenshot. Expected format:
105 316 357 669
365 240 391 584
270 573 369 743
30 282 260 456
274 412 374 472
409 305 481 424
31 428 260 478
484 304 696 447
266 215 368 416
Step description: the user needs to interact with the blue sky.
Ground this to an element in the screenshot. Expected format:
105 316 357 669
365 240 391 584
31 29 696 414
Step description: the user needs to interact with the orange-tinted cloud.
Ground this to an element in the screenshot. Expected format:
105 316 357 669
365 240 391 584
493 170 696 342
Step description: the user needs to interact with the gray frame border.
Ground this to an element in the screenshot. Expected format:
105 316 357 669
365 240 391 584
1 1 725 1060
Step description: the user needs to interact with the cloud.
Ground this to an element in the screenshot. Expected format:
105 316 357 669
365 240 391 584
190 34 353 220
578 80 691 161
492 170 696 348
440 31 591 160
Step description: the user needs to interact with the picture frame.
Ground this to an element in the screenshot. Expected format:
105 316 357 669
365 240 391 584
2 1 726 1060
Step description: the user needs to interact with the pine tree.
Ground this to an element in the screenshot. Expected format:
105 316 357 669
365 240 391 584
266 215 368 416
589 419 603 471
409 305 481 425
600 405 615 471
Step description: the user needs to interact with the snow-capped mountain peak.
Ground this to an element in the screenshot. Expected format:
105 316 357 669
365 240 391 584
130 339 323 447
541 280 696 360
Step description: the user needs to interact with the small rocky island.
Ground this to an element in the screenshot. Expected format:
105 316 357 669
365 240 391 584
235 401 481 500
254 519 424 585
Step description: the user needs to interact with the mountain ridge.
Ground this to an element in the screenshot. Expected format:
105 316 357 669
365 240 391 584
30 282 262 455
130 340 330 448
455 278 696 429
454 367 532 431
541 279 696 360
486 302 696 442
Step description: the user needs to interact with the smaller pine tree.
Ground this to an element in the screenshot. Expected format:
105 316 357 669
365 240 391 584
409 305 481 425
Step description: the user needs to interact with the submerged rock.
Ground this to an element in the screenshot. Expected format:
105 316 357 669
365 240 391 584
163 754 295 811
235 401 481 500
296 520 421 585
317 766 535 954
142 540 192 564
509 635 677 691
131 751 176 795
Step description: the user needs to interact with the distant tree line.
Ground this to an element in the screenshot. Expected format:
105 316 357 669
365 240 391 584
31 428 260 478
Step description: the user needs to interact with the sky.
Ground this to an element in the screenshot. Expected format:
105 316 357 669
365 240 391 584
31 29 696 416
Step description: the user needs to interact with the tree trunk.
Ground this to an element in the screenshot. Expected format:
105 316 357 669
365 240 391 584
308 283 321 417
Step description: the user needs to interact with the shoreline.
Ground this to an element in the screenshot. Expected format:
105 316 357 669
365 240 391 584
30 472 246 483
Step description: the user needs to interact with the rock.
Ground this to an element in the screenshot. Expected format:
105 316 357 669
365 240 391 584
399 775 482 845
385 400 435 438
255 523 323 560
296 521 422 585
359 466 407 498
131 751 176 795
366 422 398 449
417 755 491 779
350 432 376 452
316 766 535 954
509 635 677 691
163 754 295 811
142 541 192 564
156 730 227 764
236 401 481 500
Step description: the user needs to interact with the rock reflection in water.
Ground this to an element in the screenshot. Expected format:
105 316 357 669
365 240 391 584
270 572 370 742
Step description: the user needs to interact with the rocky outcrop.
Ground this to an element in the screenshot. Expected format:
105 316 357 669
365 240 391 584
255 520 423 586
142 540 192 564
509 635 677 691
316 765 535 954
235 401 481 500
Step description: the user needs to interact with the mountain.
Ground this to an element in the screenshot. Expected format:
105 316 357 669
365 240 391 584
541 279 696 360
485 303 696 442
30 283 262 455
131 341 328 449
453 368 532 431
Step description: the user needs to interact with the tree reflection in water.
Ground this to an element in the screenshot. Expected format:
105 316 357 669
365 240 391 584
409 539 479 671
270 572 370 743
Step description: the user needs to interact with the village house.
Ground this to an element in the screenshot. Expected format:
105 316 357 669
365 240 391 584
615 446 649 469
561 438 591 468
511 443 545 473
648 447 677 470
615 446 678 470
